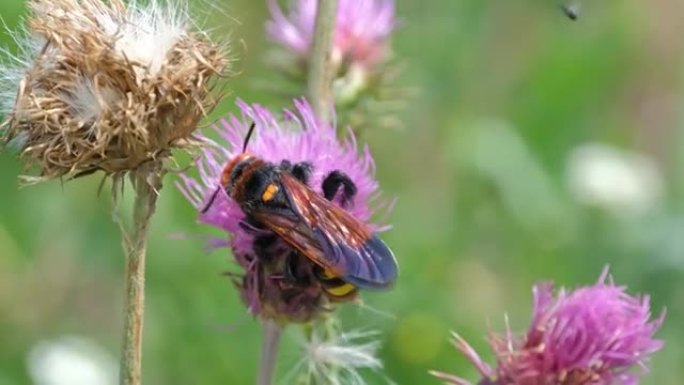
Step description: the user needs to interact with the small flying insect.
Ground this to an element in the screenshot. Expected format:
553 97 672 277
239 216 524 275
561 0 581 20
202 123 398 299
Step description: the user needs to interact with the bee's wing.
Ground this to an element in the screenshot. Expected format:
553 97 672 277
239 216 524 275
310 227 397 289
250 208 326 264
274 173 397 289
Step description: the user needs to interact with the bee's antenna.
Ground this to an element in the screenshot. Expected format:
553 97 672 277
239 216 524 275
203 123 254 214
242 122 256 153
201 187 221 213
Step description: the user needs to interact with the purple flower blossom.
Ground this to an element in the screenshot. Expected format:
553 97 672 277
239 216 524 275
177 98 387 321
432 268 665 385
266 0 396 67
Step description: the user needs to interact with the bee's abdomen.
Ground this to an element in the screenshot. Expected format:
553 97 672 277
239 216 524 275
316 268 358 299
321 279 357 298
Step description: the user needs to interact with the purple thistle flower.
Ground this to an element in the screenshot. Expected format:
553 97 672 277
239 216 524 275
177 98 388 322
266 0 396 67
432 268 665 385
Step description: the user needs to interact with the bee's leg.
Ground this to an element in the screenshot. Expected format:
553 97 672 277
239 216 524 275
284 251 313 285
279 159 292 170
283 251 298 283
253 233 279 263
292 162 313 184
322 170 357 207
239 216 268 233
280 160 313 184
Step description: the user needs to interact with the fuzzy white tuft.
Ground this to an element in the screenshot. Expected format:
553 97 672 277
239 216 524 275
64 77 122 122
287 329 388 385
0 31 43 118
93 0 189 75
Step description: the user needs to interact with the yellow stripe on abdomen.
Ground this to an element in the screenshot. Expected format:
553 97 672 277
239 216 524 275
324 282 356 297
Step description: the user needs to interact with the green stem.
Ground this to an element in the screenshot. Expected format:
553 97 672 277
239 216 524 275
307 0 339 122
257 320 283 385
293 2 340 384
119 164 164 385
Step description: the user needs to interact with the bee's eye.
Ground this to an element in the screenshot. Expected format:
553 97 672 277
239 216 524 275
226 160 250 186
219 170 230 186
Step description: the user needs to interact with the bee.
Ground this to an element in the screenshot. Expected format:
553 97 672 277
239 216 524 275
203 123 398 300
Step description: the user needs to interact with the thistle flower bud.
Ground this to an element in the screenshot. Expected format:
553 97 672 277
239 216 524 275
267 0 395 70
178 98 389 323
432 268 665 385
0 0 229 182
265 0 403 130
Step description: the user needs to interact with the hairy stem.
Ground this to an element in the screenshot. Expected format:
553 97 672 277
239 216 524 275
119 164 164 385
307 0 339 122
257 320 283 385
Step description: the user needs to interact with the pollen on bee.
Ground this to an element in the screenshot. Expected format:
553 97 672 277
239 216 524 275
261 183 279 201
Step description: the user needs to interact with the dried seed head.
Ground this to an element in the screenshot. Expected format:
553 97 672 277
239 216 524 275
1 0 230 182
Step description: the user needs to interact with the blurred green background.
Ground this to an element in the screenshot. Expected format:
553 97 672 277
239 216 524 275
0 0 682 384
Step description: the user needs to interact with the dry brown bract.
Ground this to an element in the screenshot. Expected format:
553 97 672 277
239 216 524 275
2 0 229 182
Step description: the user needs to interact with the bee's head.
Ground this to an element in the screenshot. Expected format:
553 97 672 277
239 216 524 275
220 152 255 191
201 123 257 214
